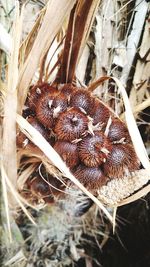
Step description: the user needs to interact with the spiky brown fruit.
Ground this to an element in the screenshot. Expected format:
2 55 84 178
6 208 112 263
103 144 140 178
54 107 89 141
27 83 58 111
60 84 76 97
30 176 53 198
73 165 107 190
36 92 67 129
70 89 94 113
17 117 49 148
54 140 79 168
89 99 110 126
107 118 131 143
52 94 68 118
78 131 112 167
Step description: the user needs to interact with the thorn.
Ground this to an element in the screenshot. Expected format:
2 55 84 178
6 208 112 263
23 138 29 147
53 106 61 118
100 148 110 155
36 88 41 94
104 116 112 136
72 138 82 144
79 107 87 114
48 100 53 108
72 116 78 122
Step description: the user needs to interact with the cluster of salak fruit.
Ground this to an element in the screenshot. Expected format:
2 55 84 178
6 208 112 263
17 83 140 204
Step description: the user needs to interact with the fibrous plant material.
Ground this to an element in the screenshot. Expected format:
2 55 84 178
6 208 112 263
98 169 150 206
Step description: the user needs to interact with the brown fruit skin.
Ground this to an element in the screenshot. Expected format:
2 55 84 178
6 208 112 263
30 176 53 198
29 174 65 203
36 93 55 129
70 89 94 113
43 195 55 204
17 117 49 148
89 99 110 126
22 108 35 118
54 140 79 169
36 92 67 129
78 131 112 167
73 165 107 190
54 107 89 141
103 144 140 178
60 84 76 97
52 94 68 117
27 83 58 111
107 118 131 143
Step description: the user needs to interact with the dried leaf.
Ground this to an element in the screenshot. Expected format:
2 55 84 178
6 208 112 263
17 0 77 113
2 1 23 197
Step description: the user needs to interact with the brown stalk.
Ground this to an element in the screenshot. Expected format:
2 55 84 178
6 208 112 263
68 0 98 83
60 3 77 83
59 0 101 84
88 76 110 92
38 46 50 83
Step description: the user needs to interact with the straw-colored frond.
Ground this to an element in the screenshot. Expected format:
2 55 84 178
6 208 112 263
2 2 23 208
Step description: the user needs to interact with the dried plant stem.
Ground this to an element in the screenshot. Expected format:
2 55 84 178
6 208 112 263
1 164 36 225
2 2 23 206
133 98 150 115
117 184 150 207
60 0 101 83
118 185 150 206
17 163 38 190
1 163 12 242
88 76 109 92
60 3 76 83
120 98 150 120
120 0 149 85
112 207 117 234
